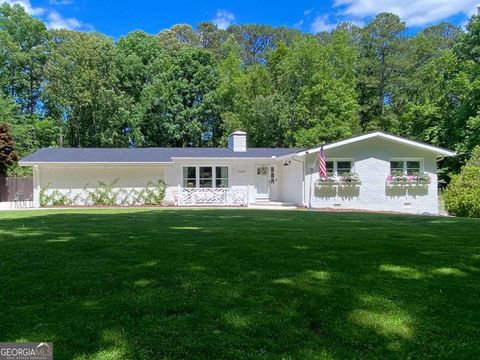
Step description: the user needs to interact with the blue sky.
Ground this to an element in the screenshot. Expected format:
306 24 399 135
3 0 479 38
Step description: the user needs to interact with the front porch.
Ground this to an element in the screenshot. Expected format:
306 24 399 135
176 186 250 206
175 186 299 208
174 160 300 207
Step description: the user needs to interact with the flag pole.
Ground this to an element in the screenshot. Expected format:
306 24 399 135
308 144 325 209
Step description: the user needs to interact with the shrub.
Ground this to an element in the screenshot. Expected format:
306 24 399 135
134 180 167 205
40 186 76 207
143 180 167 205
87 179 120 206
40 179 167 207
444 146 480 218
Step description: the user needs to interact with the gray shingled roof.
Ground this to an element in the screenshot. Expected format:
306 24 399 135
20 147 302 164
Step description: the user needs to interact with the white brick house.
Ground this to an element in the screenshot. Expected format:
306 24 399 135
20 131 454 214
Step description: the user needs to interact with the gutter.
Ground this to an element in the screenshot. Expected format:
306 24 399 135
18 161 174 166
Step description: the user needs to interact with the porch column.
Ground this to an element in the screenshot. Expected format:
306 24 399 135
32 165 40 208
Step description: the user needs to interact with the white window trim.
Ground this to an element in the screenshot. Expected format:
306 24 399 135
182 165 230 188
324 158 355 177
389 158 424 174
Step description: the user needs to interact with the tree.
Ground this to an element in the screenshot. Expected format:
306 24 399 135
157 24 200 52
0 123 18 175
197 22 226 55
45 30 132 147
0 1 475 187
227 24 300 65
273 33 360 147
444 146 480 217
0 92 18 125
115 30 165 103
136 48 221 147
357 13 406 131
0 3 50 116
453 13 480 153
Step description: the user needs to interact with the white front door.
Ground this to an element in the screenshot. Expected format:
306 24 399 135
255 165 270 199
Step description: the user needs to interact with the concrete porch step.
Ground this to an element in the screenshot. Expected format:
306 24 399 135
250 201 298 209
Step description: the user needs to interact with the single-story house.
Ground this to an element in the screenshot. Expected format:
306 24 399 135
19 131 455 214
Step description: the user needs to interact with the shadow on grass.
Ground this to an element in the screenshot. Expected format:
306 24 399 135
0 209 479 359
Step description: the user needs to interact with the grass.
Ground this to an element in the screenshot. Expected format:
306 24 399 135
0 209 479 359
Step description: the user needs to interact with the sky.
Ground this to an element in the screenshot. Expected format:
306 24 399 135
2 0 479 38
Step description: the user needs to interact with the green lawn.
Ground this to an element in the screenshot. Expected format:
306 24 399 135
0 209 479 359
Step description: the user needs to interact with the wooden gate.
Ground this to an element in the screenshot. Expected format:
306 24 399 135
0 176 33 202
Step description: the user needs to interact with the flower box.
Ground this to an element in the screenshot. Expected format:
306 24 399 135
316 173 361 186
386 172 431 185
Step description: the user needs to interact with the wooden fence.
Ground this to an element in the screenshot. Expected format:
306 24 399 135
0 176 33 202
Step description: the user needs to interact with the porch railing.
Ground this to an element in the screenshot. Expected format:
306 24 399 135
177 186 248 206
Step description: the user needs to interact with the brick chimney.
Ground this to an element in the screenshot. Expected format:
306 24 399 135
227 131 247 152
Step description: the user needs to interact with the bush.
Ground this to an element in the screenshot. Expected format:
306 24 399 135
444 146 480 218
88 179 120 206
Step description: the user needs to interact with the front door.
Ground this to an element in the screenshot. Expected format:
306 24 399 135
255 165 270 199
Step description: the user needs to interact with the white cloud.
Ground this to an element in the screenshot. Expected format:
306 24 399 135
293 19 304 29
212 9 235 30
304 9 312 16
2 0 90 31
49 0 73 4
334 0 480 26
311 15 337 33
46 9 83 30
1 0 44 15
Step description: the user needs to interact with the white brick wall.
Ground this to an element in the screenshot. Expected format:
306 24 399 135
37 165 166 206
303 137 440 214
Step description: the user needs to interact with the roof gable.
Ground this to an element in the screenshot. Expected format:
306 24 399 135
297 132 455 158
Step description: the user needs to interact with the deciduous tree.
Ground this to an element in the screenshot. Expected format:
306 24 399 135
0 123 18 175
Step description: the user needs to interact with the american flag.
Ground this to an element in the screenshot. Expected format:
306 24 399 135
318 146 327 179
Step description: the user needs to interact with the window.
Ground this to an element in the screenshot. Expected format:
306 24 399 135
390 160 422 175
326 161 334 176
323 160 353 176
406 161 421 175
257 166 268 175
390 161 404 176
199 166 213 188
216 166 228 188
270 166 275 184
183 166 230 188
336 161 352 175
183 167 196 188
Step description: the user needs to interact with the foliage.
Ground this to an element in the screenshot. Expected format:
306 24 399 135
39 179 167 207
387 172 431 183
445 146 480 217
0 123 18 175
316 172 361 184
39 186 77 207
87 179 121 206
135 180 167 205
0 3 480 180
136 47 221 147
44 30 132 148
340 172 361 183
0 3 50 115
